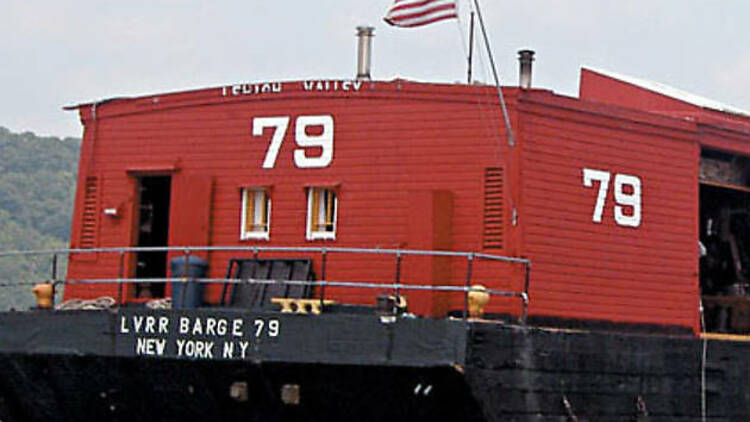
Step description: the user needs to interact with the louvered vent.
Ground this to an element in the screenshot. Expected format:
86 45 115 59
80 176 99 248
483 168 504 249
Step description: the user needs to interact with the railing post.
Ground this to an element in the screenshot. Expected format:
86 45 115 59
394 251 402 313
51 253 58 283
521 261 531 325
319 248 327 307
464 253 474 319
180 248 190 308
117 250 125 306
51 253 59 307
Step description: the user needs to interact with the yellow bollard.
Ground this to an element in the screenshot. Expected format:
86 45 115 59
467 285 490 318
32 282 55 309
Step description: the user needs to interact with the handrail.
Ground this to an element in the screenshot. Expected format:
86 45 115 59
0 245 531 324
0 245 531 264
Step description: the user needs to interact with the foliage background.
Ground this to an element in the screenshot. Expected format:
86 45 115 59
0 127 79 310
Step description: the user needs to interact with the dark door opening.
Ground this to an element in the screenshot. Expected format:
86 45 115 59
699 148 750 333
135 176 171 298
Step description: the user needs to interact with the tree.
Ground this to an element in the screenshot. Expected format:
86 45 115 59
0 127 80 310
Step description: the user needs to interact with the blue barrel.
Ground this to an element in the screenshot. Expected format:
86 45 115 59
169 256 208 309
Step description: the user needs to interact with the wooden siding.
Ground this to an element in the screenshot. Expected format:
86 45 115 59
518 94 700 331
63 78 748 330
65 82 517 313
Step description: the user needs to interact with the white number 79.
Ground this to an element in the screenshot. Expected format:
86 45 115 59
253 115 334 169
582 168 641 227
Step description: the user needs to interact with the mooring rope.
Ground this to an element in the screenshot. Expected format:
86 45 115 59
699 300 707 422
54 296 171 310
701 337 707 422
55 296 116 311
561 392 579 422
146 297 172 310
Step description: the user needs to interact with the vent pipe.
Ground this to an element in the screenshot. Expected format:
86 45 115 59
518 49 535 89
356 26 374 80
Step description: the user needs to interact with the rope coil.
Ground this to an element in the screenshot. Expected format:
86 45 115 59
55 296 116 311
146 297 172 310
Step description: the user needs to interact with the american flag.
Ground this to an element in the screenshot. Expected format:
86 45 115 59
384 0 458 28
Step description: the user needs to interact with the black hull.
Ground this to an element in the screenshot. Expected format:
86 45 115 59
0 357 480 422
0 309 747 421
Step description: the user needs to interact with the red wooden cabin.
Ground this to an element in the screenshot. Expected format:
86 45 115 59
64 65 750 335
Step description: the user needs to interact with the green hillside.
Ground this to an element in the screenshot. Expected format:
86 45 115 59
0 127 80 310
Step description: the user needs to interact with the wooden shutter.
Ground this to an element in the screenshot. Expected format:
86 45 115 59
310 188 320 231
324 189 336 230
483 168 504 249
169 175 213 248
79 176 100 248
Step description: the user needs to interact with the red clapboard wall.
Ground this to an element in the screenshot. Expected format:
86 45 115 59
516 90 700 330
64 81 518 317
63 73 750 332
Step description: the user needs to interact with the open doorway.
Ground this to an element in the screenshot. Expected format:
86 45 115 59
699 149 750 332
134 176 171 298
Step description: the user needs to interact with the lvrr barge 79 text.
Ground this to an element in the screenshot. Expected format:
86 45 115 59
3 27 750 421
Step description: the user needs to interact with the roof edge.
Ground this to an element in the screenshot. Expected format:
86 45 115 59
581 65 750 119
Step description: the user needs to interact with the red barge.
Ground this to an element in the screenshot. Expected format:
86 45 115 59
2 29 750 421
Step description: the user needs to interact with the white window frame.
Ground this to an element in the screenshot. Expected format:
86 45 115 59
240 188 271 240
306 187 337 240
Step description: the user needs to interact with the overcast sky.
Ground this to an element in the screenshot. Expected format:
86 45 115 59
2 1 749 138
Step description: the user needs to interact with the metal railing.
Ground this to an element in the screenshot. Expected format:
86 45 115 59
0 246 531 323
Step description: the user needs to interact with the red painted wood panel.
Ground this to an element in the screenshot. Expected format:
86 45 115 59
580 68 698 114
62 78 750 332
65 81 515 316
518 96 700 332
169 174 213 250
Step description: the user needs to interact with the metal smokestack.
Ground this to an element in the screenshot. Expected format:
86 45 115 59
518 49 535 89
356 26 375 80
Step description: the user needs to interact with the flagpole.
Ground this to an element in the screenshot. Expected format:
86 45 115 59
472 0 515 147
467 11 475 84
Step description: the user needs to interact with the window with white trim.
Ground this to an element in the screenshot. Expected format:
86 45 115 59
306 187 337 240
241 188 271 240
